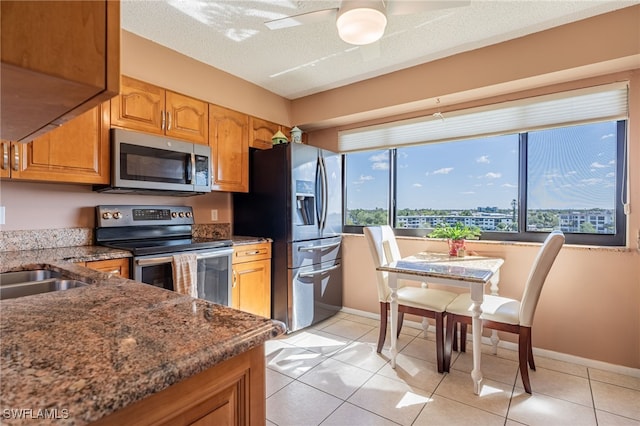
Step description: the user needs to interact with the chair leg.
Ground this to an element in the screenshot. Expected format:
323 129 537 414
397 312 405 338
444 313 456 373
519 328 532 394
435 312 446 373
460 322 468 353
377 302 387 353
527 330 536 370
452 322 458 352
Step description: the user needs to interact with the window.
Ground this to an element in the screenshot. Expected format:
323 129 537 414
343 120 627 245
344 150 390 228
341 83 628 245
395 135 519 233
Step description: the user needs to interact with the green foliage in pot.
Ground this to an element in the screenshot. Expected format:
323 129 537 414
428 222 482 241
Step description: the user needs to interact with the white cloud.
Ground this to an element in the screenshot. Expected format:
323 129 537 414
565 171 577 176
412 183 422 187
581 178 603 185
353 174 374 184
606 172 615 178
601 133 615 140
485 172 502 179
608 160 615 165
461 191 475 195
430 167 454 175
368 153 388 162
476 155 490 164
372 162 389 170
501 183 517 188
590 162 608 168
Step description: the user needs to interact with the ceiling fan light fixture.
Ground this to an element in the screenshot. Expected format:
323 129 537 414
336 1 387 45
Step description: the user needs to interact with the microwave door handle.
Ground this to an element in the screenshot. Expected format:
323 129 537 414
187 153 195 184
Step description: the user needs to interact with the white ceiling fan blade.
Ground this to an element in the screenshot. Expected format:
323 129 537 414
386 0 471 16
265 8 338 30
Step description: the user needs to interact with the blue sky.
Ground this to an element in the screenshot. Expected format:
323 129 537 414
346 121 617 211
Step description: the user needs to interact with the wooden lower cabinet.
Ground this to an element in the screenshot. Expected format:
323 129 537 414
92 344 266 426
80 258 130 278
232 243 272 318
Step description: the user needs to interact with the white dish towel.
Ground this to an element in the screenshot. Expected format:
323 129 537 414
172 253 198 298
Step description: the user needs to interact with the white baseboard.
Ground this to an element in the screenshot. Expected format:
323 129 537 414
339 306 640 379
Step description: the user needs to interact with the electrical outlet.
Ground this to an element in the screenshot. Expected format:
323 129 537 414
210 209 218 222
0 206 5 225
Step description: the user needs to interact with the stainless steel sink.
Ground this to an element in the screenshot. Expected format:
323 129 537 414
0 270 88 300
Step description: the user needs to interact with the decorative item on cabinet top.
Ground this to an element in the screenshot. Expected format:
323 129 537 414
291 126 303 143
271 130 289 145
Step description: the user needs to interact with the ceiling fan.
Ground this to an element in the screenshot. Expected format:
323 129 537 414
265 0 471 45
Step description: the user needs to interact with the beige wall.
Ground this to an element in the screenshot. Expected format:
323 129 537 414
0 181 230 230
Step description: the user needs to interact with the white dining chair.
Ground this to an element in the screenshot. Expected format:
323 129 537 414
444 230 565 393
364 225 458 373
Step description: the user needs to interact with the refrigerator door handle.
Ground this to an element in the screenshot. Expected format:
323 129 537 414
298 241 341 252
298 264 340 278
319 154 328 231
315 155 323 228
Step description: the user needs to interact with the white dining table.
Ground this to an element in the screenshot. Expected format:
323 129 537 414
377 252 504 395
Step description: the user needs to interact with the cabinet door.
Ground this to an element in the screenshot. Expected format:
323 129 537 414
10 102 110 184
0 1 119 142
209 105 249 192
85 258 130 279
166 91 208 145
111 76 165 135
0 141 10 178
249 117 279 150
233 259 271 318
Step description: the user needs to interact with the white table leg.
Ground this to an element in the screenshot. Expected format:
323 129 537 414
470 282 484 395
489 271 500 355
389 274 398 369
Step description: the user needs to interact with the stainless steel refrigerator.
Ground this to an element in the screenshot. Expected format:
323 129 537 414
233 142 342 332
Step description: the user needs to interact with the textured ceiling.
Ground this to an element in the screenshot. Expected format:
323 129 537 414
122 0 638 100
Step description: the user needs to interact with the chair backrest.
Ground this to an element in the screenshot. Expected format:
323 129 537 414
519 230 565 326
363 226 402 303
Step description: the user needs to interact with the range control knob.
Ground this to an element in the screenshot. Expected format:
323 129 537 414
171 212 178 218
102 212 112 220
178 212 185 218
185 212 192 218
113 212 122 220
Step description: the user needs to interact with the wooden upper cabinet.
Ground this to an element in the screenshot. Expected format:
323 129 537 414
249 117 279 150
209 104 249 193
0 1 119 142
111 76 208 145
6 102 110 184
110 77 165 135
165 91 208 145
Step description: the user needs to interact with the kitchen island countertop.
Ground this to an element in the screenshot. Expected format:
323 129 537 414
0 247 284 425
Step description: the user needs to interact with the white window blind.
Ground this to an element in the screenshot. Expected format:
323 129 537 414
338 82 629 152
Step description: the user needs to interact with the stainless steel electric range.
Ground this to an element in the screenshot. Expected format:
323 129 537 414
95 205 233 306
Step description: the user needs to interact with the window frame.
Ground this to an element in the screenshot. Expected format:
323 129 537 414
343 120 627 246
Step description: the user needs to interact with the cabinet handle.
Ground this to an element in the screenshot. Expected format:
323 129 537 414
232 270 237 288
107 269 121 275
2 142 8 170
243 250 261 256
167 111 172 130
12 144 19 171
161 110 166 130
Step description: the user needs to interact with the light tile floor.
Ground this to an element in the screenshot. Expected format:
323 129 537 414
266 312 640 426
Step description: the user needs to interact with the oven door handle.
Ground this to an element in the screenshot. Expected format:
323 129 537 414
136 248 233 267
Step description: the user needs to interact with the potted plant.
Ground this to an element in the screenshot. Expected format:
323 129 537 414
428 222 482 256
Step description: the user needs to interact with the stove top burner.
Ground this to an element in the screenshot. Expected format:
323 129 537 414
102 237 233 256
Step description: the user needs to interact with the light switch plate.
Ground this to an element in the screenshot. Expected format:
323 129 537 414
210 209 218 222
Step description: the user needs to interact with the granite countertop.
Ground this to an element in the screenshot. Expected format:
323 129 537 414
231 235 272 245
0 246 285 425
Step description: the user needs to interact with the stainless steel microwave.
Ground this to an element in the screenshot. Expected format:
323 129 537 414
95 128 211 196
